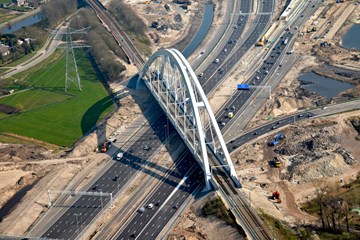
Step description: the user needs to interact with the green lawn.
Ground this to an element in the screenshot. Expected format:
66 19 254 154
0 49 115 147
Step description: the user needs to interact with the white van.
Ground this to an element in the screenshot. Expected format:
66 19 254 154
214 58 219 63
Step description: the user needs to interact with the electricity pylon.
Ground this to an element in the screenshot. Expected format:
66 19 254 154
64 27 90 91
48 26 90 91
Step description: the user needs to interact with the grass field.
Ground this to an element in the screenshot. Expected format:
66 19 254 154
0 8 21 25
0 49 115 147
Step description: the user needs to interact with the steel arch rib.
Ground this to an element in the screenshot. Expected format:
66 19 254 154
170 48 237 179
138 48 239 189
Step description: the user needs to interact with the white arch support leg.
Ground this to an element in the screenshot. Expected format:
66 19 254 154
137 48 240 190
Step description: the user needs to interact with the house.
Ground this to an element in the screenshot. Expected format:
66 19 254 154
0 46 10 56
13 0 26 6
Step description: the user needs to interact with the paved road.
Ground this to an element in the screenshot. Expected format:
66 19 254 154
199 0 274 95
41 115 175 239
1 21 67 79
37 0 275 239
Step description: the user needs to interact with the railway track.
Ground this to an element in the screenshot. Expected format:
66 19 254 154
211 162 272 240
86 0 145 69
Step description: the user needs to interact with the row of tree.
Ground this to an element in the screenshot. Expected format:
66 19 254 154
312 174 360 233
109 0 150 45
41 0 78 27
70 8 127 81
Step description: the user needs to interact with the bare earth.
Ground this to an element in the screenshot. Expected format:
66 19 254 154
0 0 359 239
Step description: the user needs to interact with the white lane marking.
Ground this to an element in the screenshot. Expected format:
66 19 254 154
134 176 188 239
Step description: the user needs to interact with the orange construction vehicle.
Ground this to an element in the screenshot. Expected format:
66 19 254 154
100 141 111 153
272 191 282 203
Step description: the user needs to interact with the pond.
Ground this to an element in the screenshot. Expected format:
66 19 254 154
341 24 360 50
0 14 42 34
299 72 354 99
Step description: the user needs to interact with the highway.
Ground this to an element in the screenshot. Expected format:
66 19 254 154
37 0 281 239
40 115 176 239
199 0 274 95
215 0 323 132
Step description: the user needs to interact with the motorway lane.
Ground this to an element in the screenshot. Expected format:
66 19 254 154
216 31 294 129
215 0 322 132
198 0 252 85
200 0 274 95
41 114 179 239
226 112 315 151
116 165 203 240
41 0 276 238
112 1 278 239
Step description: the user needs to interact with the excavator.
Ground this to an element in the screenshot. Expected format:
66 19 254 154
99 140 111 153
272 191 282 203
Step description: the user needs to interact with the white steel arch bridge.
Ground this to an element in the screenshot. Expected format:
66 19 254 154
137 48 240 190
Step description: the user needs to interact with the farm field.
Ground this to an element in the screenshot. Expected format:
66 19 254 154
0 49 115 147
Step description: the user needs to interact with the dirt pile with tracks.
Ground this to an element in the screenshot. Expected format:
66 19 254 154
232 112 360 224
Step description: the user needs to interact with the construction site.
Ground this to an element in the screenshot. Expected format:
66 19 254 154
0 0 359 239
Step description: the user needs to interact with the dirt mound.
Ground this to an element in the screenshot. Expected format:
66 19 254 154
0 144 51 162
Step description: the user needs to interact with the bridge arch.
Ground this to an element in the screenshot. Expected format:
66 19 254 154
138 48 240 189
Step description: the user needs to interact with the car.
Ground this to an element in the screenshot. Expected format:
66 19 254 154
230 140 235 143
231 106 236 110
198 72 203 77
277 121 281 124
223 48 228 52
307 113 312 117
214 58 219 63
279 64 282 67
265 70 269 74
233 25 238 29
92 185 98 191
253 132 259 135
301 14 304 17
130 233 137 238
221 122 226 126
155 202 161 206
147 203 154 209
232 145 238 149
173 205 179 209
298 114 304 118
113 176 118 181
143 145 150 151
256 76 260 80
250 176 257 181
228 40 233 44
272 126 277 130
322 106 328 109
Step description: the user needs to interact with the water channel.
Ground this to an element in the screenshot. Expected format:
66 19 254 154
0 14 42 34
182 3 213 58
341 24 360 50
299 72 354 99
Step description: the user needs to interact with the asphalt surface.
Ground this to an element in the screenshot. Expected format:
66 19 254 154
40 0 277 239
41 114 176 239
226 112 316 152
215 0 322 132
116 162 202 240
199 0 274 95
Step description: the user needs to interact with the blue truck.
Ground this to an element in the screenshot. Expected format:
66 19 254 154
237 84 250 90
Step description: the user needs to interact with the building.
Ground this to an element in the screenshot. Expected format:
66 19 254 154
0 46 10 56
13 0 26 6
